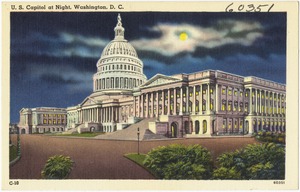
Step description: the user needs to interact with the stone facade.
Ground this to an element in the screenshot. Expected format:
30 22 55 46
133 71 286 138
18 14 286 138
18 107 67 134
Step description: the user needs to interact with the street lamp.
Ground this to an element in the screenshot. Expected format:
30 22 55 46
137 127 140 155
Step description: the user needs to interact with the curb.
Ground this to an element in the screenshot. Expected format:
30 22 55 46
9 155 21 167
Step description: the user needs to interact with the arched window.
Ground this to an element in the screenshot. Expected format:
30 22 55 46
195 120 200 134
203 120 207 134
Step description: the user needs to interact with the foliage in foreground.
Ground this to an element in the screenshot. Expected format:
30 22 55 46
213 142 285 180
9 145 18 162
41 155 74 179
143 144 213 179
253 131 285 144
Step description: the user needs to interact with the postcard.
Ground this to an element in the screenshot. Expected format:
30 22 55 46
2 1 299 191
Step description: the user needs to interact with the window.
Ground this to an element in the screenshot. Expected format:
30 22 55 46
234 90 237 96
222 88 226 95
228 101 232 111
43 119 47 124
223 119 226 129
222 100 226 111
228 90 232 95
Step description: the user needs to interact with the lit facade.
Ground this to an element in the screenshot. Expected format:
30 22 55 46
65 14 286 137
18 14 286 137
18 107 67 134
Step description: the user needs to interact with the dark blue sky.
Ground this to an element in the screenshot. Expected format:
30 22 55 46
10 12 286 123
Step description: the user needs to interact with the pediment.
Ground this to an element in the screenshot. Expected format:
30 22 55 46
80 97 98 107
141 74 181 88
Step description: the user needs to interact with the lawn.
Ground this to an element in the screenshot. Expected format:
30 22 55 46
124 153 157 177
52 132 105 137
9 145 18 162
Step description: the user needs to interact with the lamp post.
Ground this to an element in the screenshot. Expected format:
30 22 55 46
137 127 140 155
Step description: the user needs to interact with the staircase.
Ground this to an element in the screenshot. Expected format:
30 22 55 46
95 118 157 140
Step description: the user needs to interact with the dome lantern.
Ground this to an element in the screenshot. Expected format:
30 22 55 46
114 14 125 41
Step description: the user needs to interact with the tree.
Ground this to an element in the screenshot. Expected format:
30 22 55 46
213 143 285 180
143 144 213 179
41 155 74 179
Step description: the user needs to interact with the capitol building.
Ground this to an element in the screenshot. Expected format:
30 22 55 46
18 14 286 137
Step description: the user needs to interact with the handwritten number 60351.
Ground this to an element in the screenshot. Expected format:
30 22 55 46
226 3 274 12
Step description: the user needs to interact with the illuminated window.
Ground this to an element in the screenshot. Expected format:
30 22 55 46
48 120 52 124
228 101 232 111
222 88 226 95
240 92 243 97
43 119 47 124
234 91 237 96
222 100 226 111
228 90 232 95
202 100 206 111
223 119 226 128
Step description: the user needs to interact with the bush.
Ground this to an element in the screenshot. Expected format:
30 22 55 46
213 143 285 180
41 155 74 179
254 131 286 144
143 144 213 179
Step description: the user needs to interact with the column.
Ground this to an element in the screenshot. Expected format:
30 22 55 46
179 87 183 115
145 94 149 118
192 86 196 114
174 89 177 115
199 85 202 113
167 89 171 115
276 93 278 114
249 88 253 115
156 91 159 117
133 96 136 117
151 92 154 117
259 90 262 114
279 94 282 114
137 95 140 117
141 94 144 117
255 89 258 114
186 87 189 114
215 84 219 113
207 84 210 113
162 90 165 115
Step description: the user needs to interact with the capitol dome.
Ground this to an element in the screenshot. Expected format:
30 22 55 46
93 14 147 94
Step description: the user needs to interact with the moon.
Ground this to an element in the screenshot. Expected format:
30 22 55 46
179 32 188 41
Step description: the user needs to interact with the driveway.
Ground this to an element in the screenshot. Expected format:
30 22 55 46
9 135 257 179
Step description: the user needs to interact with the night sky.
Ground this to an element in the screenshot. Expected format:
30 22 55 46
10 12 286 123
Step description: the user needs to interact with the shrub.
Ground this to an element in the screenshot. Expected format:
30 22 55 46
143 144 213 179
254 131 286 144
213 143 285 180
41 155 74 179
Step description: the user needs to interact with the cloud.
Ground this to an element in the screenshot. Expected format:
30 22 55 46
131 19 263 56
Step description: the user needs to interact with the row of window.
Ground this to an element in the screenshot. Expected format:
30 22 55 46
42 114 66 118
36 127 64 132
95 77 143 90
99 64 142 73
43 119 65 124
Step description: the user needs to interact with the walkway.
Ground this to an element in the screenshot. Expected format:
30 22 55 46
9 135 257 179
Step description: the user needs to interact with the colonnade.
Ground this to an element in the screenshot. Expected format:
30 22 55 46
248 88 286 115
94 77 143 91
78 106 120 123
134 84 219 118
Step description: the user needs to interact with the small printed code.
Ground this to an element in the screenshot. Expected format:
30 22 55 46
273 181 285 184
